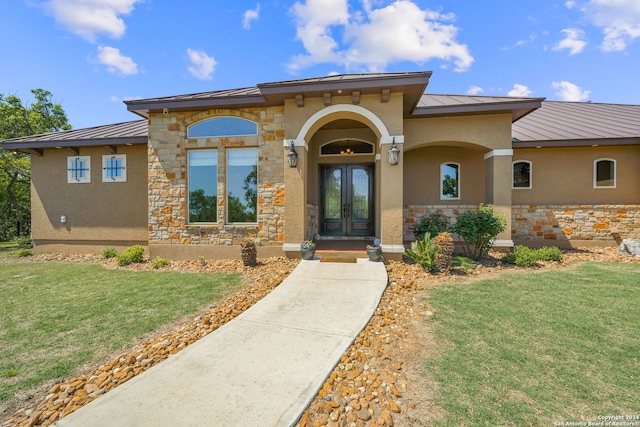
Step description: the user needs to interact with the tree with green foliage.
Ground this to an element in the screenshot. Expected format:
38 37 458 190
452 204 506 260
0 89 71 240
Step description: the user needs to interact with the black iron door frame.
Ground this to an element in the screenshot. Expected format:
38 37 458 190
319 164 374 237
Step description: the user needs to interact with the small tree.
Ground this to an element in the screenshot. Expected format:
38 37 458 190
452 205 506 260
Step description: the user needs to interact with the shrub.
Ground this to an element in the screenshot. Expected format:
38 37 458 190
502 245 538 267
14 236 33 247
404 233 441 273
411 212 450 240
116 245 146 266
451 256 476 270
535 246 564 262
100 247 118 259
452 205 506 260
240 239 257 267
502 245 564 267
13 248 32 257
152 256 171 269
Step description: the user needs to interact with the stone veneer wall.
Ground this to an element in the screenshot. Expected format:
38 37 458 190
148 107 286 248
403 205 477 241
512 205 640 242
405 204 640 245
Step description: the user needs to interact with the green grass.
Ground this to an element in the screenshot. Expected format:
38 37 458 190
426 262 640 426
0 261 242 404
0 242 21 258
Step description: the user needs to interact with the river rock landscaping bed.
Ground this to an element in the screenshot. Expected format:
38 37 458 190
2 247 638 427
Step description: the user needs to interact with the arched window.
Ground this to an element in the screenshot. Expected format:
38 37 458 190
512 160 532 189
440 162 460 200
594 158 616 188
320 140 374 156
187 117 257 138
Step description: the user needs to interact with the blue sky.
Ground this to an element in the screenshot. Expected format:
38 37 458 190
2 0 639 130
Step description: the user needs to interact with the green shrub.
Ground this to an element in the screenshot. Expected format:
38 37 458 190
152 257 171 269
451 256 476 270
502 245 538 267
100 247 118 259
502 245 564 267
115 245 146 266
13 248 32 257
452 205 506 260
404 233 441 272
14 236 33 247
536 246 564 262
411 212 450 240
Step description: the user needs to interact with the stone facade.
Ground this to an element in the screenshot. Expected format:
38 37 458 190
512 205 640 242
403 204 477 241
148 107 286 249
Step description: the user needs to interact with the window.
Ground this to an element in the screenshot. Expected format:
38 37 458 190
188 150 218 223
102 155 126 182
320 140 374 155
227 148 257 223
594 158 616 188
67 156 91 183
188 117 258 138
440 163 460 200
512 161 531 189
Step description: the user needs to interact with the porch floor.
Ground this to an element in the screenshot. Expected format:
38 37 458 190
314 238 374 258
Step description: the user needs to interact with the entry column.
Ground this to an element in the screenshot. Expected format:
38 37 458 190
282 139 307 253
379 136 405 258
484 149 513 249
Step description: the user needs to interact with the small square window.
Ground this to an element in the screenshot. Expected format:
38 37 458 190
102 155 127 182
67 156 91 183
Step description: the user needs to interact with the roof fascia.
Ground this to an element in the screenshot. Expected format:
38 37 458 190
125 94 267 114
1 136 148 152
412 99 544 121
513 137 640 148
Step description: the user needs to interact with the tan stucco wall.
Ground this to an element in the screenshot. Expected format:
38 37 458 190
513 146 640 205
403 146 486 205
30 146 148 251
403 113 513 151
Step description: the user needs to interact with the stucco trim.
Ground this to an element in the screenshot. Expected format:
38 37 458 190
484 149 514 159
282 243 302 251
294 104 391 145
381 244 406 253
493 239 515 248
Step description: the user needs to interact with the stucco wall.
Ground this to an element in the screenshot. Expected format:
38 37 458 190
30 145 148 252
512 146 640 205
403 146 486 206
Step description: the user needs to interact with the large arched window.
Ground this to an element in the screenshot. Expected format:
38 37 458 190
187 117 257 138
594 158 616 188
440 162 460 200
512 160 532 189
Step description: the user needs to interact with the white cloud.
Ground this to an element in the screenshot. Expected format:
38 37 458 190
96 46 138 75
583 0 640 51
43 0 142 42
243 4 261 30
552 81 591 101
565 1 576 9
187 48 217 80
288 0 473 73
467 85 483 95
554 28 587 55
508 84 532 97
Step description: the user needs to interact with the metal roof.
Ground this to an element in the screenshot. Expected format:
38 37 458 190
512 101 640 144
125 71 433 117
0 120 148 152
414 93 544 122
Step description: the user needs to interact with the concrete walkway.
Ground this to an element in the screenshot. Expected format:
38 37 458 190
54 259 388 427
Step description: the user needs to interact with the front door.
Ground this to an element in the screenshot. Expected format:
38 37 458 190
320 164 374 236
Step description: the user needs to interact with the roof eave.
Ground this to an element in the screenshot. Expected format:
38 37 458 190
513 137 640 148
1 136 148 153
125 94 268 116
412 99 544 122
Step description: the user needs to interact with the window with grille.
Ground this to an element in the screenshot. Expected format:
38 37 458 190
67 156 91 183
102 155 127 182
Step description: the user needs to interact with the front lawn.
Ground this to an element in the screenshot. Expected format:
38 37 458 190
0 260 241 405
426 262 640 426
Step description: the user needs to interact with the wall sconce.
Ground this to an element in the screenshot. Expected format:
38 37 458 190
388 137 400 166
287 141 298 168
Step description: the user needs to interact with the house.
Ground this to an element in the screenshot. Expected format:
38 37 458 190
2 71 639 260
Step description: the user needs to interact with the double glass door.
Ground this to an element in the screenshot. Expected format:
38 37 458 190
320 164 374 237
